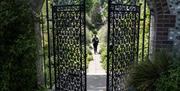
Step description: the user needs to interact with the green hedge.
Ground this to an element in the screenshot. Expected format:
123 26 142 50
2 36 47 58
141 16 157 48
0 0 37 91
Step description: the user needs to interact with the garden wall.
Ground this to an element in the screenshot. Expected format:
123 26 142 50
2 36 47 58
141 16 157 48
148 0 180 56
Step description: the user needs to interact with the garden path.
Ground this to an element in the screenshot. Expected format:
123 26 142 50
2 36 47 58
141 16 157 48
87 44 106 75
87 44 106 91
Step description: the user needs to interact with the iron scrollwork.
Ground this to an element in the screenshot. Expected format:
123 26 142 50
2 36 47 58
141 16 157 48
107 2 140 91
54 0 84 5
52 1 86 90
111 0 137 5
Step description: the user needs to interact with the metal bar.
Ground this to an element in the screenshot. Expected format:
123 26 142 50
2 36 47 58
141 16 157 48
142 0 147 61
55 10 82 12
84 0 87 90
55 8 60 89
79 3 83 91
137 4 141 63
112 10 140 12
53 4 82 7
147 12 151 59
111 4 115 91
107 0 111 90
46 0 52 88
111 3 140 6
133 10 137 64
52 6 57 90
41 13 47 87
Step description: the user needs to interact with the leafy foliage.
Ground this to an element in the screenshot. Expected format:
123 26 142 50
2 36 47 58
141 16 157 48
86 47 93 68
0 0 37 91
154 56 180 91
100 45 107 70
155 67 180 91
128 62 157 91
86 29 93 68
90 2 104 29
127 52 180 91
98 25 107 69
86 0 94 13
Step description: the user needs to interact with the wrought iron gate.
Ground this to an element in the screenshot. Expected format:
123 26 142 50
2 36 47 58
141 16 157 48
52 0 86 90
107 0 140 91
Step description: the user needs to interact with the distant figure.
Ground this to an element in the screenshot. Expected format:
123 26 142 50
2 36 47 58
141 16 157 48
92 35 99 54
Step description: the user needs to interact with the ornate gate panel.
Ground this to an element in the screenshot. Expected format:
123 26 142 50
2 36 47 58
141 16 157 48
52 0 86 90
107 0 140 91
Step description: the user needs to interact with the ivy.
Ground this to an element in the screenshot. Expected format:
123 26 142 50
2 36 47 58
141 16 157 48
0 0 37 91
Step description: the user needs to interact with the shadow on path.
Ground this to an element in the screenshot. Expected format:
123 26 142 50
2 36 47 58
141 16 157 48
87 75 106 91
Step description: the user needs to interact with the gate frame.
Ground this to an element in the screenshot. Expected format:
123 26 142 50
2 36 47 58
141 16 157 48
42 0 151 90
51 0 87 90
107 0 141 90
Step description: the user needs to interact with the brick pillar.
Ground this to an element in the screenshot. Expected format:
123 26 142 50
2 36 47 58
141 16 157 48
155 14 176 51
148 0 176 53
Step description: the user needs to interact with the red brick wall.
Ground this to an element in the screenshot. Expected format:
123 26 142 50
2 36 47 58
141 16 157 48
150 0 176 52
155 14 176 51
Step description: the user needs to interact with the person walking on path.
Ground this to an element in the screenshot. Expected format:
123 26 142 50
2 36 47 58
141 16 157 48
92 35 99 54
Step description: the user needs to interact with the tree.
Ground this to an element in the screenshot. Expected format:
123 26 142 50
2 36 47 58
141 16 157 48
0 0 45 90
30 0 44 88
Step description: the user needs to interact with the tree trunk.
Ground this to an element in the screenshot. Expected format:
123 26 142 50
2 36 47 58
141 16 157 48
34 18 44 87
30 0 44 88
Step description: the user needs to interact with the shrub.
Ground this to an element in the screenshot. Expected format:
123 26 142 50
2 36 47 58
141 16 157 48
86 29 92 45
155 67 180 91
90 3 103 28
87 47 92 55
98 25 107 44
86 0 94 13
154 56 180 91
86 15 96 31
87 55 93 63
100 45 107 70
86 46 93 68
127 53 171 91
98 25 107 70
89 45 93 49
0 0 37 91
92 29 98 34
